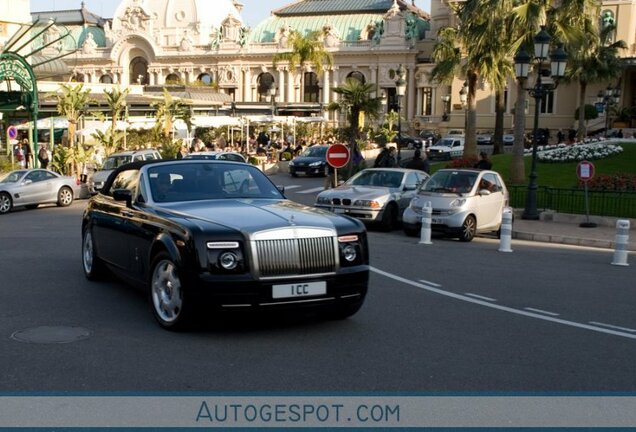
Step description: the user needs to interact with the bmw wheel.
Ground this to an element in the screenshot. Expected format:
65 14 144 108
459 215 476 242
380 203 398 231
149 253 192 330
82 227 106 280
57 187 74 207
0 193 12 214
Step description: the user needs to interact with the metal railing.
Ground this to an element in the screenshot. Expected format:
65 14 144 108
508 186 636 218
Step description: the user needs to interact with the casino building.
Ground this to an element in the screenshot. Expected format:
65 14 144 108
3 0 636 135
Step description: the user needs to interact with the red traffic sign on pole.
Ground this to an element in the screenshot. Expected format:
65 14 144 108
577 160 595 182
326 143 350 169
7 125 18 140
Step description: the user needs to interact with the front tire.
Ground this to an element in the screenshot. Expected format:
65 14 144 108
0 193 12 214
459 215 476 242
82 227 106 280
57 187 74 207
149 253 193 330
404 225 420 237
380 203 398 231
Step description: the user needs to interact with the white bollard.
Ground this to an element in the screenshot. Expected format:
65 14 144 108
419 201 433 245
611 219 631 266
498 207 513 253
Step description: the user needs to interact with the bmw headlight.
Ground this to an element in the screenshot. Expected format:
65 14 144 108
309 161 323 167
353 200 381 209
316 196 331 205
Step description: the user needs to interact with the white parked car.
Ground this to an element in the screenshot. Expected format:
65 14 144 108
426 137 465 160
315 168 429 231
402 169 509 242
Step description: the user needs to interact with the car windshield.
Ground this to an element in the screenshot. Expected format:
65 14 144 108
102 155 132 170
420 171 477 194
300 146 327 158
148 162 284 203
0 171 26 183
348 170 404 188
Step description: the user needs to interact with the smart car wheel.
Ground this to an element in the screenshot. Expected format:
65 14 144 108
149 253 193 330
0 193 12 214
404 226 420 237
459 215 476 242
82 227 106 280
57 187 74 207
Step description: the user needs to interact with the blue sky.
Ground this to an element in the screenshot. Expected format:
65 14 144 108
30 0 431 27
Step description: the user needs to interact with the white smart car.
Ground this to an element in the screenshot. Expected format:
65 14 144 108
402 169 509 241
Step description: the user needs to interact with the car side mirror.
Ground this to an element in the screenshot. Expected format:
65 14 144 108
113 188 133 207
277 185 285 194
479 189 492 196
22 179 33 185
404 184 417 191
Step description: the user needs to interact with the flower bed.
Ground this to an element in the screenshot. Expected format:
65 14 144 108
532 142 623 163
580 173 636 192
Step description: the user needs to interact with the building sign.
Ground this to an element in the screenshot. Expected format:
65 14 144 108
0 57 33 92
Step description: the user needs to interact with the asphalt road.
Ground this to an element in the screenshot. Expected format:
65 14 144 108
0 176 635 392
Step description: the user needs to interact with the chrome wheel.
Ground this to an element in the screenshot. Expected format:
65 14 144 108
151 258 183 324
459 215 476 242
0 193 12 214
57 187 73 207
82 230 94 275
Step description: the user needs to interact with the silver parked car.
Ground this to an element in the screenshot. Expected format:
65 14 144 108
0 169 81 214
315 168 429 230
90 149 161 192
402 169 509 241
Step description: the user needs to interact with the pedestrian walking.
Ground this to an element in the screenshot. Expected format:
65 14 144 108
38 144 50 169
474 151 492 170
405 149 430 173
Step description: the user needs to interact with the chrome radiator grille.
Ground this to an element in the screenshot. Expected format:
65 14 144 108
251 227 338 279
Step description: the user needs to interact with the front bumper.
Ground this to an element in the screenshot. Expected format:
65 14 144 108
289 165 325 176
315 204 383 224
403 206 468 233
185 267 369 313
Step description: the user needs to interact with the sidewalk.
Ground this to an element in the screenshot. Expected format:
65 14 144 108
511 210 636 252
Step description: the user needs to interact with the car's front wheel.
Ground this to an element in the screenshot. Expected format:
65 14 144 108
404 225 420 237
57 187 74 207
380 203 398 231
459 215 476 242
149 253 193 330
82 227 106 280
0 192 12 214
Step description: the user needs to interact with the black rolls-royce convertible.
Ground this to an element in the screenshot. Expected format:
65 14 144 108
81 160 369 330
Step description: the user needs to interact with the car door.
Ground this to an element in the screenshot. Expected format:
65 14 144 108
91 168 140 271
397 172 420 212
475 172 505 229
16 171 51 205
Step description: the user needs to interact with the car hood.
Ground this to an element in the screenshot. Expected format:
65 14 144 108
428 145 452 151
410 192 469 209
319 185 393 200
155 199 344 233
290 156 324 165
93 169 114 183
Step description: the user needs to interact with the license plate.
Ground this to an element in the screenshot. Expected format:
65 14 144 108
334 208 346 214
432 218 444 224
272 281 327 299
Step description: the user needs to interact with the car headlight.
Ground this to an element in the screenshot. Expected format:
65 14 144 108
219 252 239 270
309 161 323 167
353 200 381 209
316 196 331 205
338 235 363 266
450 198 467 207
288 161 295 166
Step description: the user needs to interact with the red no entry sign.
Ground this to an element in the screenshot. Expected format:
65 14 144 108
577 160 595 182
326 143 350 169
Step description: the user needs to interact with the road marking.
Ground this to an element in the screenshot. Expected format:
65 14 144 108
418 279 441 288
370 266 636 341
589 322 636 333
465 293 497 302
284 185 302 190
524 307 560 317
297 187 326 194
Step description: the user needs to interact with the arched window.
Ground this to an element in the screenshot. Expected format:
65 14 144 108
165 73 181 84
197 73 213 85
100 74 113 84
347 71 365 84
257 72 275 102
304 72 320 103
71 73 85 82
129 56 148 85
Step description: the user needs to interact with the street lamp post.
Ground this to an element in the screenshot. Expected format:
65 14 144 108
515 26 567 220
394 64 406 166
268 85 277 117
441 94 451 121
597 84 621 137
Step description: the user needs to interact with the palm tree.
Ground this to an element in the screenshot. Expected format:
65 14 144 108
103 87 129 150
328 78 383 175
54 83 93 150
272 30 333 101
151 88 192 157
